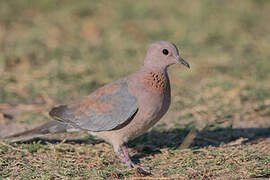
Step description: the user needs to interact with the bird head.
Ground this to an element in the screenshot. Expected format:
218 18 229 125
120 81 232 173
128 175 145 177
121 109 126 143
143 41 190 69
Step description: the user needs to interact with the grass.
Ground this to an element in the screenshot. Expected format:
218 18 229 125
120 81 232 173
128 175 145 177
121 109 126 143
0 0 270 179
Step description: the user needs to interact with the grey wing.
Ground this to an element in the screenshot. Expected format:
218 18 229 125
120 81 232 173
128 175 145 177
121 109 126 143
49 79 138 132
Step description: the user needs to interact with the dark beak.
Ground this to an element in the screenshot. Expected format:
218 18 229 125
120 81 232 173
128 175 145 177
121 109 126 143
177 56 190 69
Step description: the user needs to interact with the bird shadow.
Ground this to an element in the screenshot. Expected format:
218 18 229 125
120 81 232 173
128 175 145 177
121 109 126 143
13 136 103 145
12 126 270 164
127 127 270 163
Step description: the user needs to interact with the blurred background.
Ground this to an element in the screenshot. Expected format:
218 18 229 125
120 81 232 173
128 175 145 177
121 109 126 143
0 0 269 179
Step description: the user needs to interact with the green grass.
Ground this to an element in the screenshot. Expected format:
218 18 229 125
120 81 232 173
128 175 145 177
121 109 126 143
0 0 270 179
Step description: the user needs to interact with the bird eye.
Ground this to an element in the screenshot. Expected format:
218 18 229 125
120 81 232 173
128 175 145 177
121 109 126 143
162 49 169 55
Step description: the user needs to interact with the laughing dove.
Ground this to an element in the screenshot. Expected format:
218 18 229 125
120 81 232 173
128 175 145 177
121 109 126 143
5 41 190 170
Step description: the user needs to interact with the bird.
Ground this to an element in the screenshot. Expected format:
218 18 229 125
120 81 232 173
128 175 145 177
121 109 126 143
4 41 190 171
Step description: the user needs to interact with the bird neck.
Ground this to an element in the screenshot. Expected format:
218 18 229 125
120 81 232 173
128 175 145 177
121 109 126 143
141 65 168 74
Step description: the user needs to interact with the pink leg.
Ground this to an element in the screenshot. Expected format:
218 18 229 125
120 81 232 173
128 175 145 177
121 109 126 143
116 143 150 171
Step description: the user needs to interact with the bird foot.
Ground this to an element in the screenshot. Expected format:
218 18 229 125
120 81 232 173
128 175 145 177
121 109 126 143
132 164 151 173
135 166 152 176
123 160 151 170
116 144 151 174
120 161 151 175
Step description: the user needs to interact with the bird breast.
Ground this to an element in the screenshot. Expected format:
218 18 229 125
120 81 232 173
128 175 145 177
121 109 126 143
139 70 171 123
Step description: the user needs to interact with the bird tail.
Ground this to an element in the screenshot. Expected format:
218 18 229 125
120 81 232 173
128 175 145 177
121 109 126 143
3 120 79 143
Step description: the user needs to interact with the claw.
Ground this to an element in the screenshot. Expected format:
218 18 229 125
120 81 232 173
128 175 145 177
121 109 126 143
135 166 152 176
116 143 152 174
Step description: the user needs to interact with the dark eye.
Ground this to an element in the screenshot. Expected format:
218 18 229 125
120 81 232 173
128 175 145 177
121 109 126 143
162 49 169 55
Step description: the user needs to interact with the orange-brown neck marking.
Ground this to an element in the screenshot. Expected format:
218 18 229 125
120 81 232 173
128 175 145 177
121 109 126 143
142 71 167 92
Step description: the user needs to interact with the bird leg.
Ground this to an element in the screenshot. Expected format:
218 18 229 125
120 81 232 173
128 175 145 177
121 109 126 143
116 143 150 172
116 145 134 168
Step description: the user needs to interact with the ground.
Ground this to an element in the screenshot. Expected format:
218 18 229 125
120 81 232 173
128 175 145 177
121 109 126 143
0 0 269 179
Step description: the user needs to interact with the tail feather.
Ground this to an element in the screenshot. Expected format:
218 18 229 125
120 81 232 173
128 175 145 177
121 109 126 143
3 120 80 143
49 105 68 123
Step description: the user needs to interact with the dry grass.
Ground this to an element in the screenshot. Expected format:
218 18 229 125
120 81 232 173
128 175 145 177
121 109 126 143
0 0 270 179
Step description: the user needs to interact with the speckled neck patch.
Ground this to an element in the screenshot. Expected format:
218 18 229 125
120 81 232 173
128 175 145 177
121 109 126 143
142 71 167 92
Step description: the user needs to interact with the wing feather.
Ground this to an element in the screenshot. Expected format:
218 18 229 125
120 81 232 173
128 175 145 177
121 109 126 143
49 79 138 132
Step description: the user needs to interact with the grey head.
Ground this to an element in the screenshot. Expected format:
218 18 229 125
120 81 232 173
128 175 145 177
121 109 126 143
143 41 190 69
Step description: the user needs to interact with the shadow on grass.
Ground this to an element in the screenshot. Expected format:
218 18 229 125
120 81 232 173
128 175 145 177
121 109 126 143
13 127 270 160
127 127 270 162
14 136 103 145
15 127 270 147
129 127 270 149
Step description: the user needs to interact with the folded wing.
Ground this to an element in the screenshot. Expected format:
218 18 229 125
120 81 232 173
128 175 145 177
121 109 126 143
49 79 138 132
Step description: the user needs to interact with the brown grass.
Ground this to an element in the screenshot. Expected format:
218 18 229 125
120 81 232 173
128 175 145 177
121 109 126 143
0 0 270 179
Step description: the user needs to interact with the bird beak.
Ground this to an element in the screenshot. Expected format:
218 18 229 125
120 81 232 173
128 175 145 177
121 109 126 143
177 56 190 69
